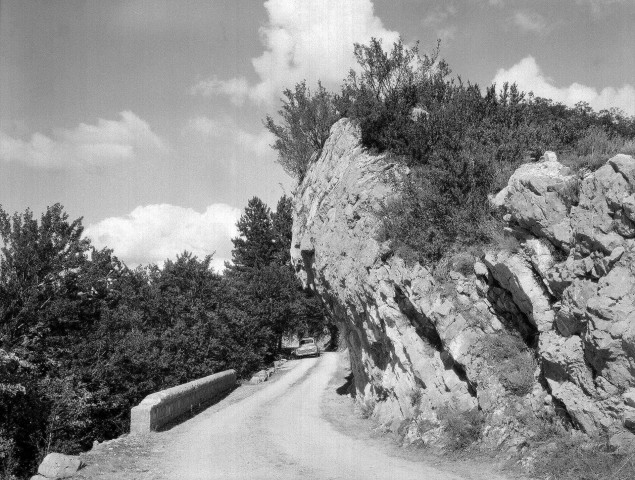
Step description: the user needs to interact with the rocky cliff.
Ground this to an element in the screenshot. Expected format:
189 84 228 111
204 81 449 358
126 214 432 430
291 118 635 448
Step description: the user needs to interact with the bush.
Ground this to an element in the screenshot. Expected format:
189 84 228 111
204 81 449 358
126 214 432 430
450 252 476 277
481 334 536 396
264 81 340 181
621 139 635 156
560 125 631 173
438 405 485 451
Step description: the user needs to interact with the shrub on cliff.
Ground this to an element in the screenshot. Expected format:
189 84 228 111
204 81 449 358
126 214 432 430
265 81 340 181
481 334 536 396
337 39 635 265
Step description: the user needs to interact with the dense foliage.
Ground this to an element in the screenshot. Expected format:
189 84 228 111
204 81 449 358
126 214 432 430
0 199 327 479
265 37 635 265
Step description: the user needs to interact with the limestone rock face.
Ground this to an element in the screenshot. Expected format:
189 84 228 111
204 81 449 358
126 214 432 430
291 118 635 444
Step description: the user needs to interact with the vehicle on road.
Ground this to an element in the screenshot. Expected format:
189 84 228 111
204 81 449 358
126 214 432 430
294 338 320 358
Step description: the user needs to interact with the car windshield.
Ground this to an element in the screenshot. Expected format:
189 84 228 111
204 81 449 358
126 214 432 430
300 339 314 345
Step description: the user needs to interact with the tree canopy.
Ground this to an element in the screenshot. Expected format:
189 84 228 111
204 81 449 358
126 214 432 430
0 198 329 479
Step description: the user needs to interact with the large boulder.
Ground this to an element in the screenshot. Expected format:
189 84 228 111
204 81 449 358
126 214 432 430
570 158 634 254
492 153 575 250
37 453 83 479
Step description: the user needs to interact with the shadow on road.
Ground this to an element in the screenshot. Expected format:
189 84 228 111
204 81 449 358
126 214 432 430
335 372 356 398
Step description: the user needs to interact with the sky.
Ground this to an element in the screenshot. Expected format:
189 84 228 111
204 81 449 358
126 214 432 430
1 0 634 271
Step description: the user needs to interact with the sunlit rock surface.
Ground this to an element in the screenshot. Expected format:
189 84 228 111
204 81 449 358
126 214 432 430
292 118 635 446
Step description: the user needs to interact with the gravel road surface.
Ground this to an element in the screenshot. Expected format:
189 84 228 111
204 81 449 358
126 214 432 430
161 353 473 480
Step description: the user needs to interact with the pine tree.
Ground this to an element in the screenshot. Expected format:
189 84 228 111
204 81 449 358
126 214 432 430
230 197 275 270
271 195 293 264
227 196 330 355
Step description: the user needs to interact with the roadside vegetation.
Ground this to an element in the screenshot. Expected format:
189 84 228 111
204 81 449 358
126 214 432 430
265 37 635 266
530 432 635 480
0 198 328 479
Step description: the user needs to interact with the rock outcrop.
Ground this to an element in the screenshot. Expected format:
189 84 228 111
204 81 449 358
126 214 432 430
291 118 635 447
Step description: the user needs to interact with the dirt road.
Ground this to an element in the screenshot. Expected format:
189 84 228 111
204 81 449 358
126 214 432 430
78 351 514 479
159 353 484 480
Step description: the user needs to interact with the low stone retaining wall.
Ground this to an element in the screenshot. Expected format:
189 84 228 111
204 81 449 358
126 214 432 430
130 370 236 433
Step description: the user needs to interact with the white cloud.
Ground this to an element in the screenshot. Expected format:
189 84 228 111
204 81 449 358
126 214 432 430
493 56 635 115
191 0 399 105
190 77 251 107
0 111 166 169
85 203 242 272
422 5 457 42
512 12 547 34
183 115 275 158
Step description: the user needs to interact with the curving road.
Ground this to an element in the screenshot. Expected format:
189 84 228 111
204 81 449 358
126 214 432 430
160 353 474 480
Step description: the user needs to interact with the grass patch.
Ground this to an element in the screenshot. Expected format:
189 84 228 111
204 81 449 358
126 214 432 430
532 434 635 480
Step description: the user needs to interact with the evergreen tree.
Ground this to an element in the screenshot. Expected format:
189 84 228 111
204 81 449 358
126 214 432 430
271 195 293 264
230 197 275 270
227 196 330 355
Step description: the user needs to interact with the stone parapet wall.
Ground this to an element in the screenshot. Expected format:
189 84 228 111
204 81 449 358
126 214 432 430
130 370 236 433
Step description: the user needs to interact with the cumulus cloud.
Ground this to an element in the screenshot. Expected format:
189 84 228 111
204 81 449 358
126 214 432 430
183 115 275 158
191 0 399 105
0 111 166 169
85 203 241 272
512 12 547 34
493 56 635 115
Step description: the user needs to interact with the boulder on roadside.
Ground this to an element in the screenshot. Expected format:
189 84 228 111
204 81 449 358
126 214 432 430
274 359 287 369
37 452 83 479
249 369 274 384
